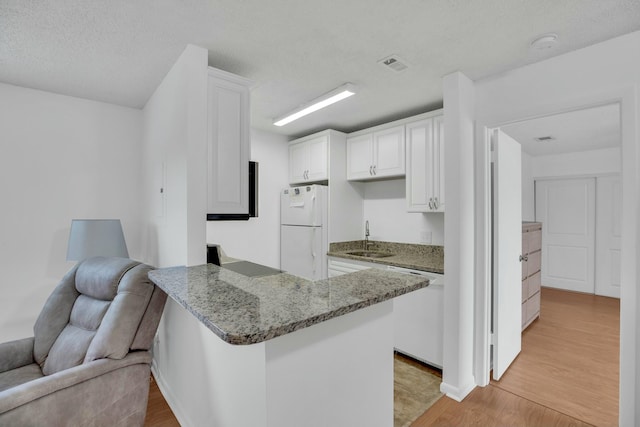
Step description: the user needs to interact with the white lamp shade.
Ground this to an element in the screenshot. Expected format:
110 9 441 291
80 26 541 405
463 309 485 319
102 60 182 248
66 219 129 261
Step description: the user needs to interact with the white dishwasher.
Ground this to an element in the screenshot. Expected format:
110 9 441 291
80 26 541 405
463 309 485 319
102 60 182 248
389 266 444 368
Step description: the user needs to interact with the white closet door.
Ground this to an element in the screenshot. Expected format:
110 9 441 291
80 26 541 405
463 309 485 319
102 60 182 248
492 129 522 381
595 175 622 298
535 178 596 293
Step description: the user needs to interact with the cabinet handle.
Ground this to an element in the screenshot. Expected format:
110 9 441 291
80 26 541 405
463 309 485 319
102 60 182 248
519 255 529 262
429 198 434 210
373 165 377 175
369 165 373 176
434 197 439 209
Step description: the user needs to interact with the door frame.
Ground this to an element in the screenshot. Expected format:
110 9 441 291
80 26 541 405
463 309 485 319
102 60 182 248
474 87 636 427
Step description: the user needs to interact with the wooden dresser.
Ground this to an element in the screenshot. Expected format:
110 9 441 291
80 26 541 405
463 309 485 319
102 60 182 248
522 222 542 330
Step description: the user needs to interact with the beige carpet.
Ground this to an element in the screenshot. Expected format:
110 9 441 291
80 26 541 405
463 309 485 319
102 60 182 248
394 354 443 427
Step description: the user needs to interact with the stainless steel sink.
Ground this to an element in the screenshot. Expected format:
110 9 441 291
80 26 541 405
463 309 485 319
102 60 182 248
346 251 394 258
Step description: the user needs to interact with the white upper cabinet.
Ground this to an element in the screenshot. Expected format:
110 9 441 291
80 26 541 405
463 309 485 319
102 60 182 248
347 125 405 180
207 67 252 215
288 134 328 184
346 133 374 179
406 114 445 212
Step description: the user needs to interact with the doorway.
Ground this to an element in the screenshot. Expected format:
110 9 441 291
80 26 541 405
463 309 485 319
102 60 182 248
535 175 622 297
489 103 621 423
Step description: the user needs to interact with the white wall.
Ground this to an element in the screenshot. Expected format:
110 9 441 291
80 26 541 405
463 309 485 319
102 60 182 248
521 147 621 222
532 147 621 178
141 44 208 269
206 129 289 269
141 44 213 427
473 31 640 425
441 71 476 401
362 179 444 245
521 152 535 221
0 82 143 343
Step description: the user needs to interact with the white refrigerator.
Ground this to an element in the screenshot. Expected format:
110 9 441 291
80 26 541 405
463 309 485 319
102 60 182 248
280 185 328 280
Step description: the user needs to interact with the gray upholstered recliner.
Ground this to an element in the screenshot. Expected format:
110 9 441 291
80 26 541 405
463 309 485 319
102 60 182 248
0 257 167 426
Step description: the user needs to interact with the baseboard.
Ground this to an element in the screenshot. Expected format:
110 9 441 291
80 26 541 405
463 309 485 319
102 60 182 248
151 361 194 427
439 381 476 402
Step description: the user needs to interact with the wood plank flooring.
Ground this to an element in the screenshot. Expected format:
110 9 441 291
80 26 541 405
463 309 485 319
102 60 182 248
412 287 620 427
145 376 180 427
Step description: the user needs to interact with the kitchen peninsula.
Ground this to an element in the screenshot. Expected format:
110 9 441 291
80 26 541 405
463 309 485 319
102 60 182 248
149 263 429 427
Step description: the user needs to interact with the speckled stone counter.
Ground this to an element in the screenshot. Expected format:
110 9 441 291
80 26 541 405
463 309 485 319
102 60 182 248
328 241 444 274
148 263 428 345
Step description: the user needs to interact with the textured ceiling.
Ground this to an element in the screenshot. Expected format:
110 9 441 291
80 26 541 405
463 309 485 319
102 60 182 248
502 104 621 156
2 1 640 138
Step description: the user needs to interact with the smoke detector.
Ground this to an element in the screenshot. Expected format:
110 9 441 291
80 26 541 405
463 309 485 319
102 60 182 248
530 33 558 50
378 54 409 72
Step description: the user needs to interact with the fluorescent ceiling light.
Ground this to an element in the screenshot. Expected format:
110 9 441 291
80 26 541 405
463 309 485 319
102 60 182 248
274 83 356 126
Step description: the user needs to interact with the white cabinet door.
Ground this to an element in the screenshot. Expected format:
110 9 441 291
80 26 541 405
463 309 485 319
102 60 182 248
394 285 444 368
347 125 405 181
372 125 405 178
288 134 329 185
306 136 328 182
289 142 308 184
433 115 445 212
207 69 251 215
347 133 374 180
406 119 434 211
406 115 445 212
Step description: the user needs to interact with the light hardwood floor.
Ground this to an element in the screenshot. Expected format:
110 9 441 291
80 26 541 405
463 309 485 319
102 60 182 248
145 376 180 427
412 287 620 427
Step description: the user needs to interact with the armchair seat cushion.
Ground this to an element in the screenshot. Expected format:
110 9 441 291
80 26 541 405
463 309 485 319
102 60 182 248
0 364 43 393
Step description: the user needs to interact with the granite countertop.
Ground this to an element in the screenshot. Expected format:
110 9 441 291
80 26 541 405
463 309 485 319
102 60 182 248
148 264 428 345
327 241 444 274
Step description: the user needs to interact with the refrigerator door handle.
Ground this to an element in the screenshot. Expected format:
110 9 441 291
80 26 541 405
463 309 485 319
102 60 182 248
311 228 317 277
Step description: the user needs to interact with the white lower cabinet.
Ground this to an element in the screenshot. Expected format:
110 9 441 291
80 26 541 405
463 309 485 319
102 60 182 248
327 257 381 277
327 257 444 367
394 282 443 368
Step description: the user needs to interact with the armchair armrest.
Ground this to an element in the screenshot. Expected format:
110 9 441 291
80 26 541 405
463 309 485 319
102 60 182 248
0 350 152 415
0 338 34 373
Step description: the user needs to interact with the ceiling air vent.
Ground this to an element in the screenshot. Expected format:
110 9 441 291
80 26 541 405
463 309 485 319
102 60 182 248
534 135 556 142
378 55 409 72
